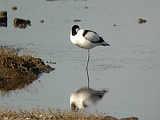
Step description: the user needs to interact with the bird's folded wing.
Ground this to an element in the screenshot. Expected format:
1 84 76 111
83 30 101 43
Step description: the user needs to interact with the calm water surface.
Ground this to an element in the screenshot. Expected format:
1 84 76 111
0 0 160 120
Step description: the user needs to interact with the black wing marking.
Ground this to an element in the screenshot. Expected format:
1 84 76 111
82 30 105 43
83 30 97 37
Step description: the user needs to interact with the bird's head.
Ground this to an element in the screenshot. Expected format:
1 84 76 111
71 25 80 36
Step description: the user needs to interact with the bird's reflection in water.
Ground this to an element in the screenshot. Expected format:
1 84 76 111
86 67 90 88
70 56 108 111
70 87 108 111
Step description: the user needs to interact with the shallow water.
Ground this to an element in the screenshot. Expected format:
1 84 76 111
0 0 160 119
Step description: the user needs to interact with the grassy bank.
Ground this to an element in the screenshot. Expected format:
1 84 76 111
0 46 54 96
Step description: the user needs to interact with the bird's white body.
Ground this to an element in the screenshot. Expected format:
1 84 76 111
70 25 110 50
70 87 108 110
70 29 96 49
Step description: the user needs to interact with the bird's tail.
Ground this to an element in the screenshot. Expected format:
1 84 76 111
98 37 110 46
102 42 110 46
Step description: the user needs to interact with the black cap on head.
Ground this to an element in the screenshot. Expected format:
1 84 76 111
72 25 80 36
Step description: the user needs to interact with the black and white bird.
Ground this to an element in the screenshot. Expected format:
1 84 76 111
70 87 108 111
70 25 110 69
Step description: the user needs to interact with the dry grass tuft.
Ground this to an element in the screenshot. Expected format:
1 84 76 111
0 107 139 120
0 107 109 120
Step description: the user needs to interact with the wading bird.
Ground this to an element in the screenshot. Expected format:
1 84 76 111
70 25 110 70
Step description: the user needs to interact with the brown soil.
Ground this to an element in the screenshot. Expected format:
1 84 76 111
0 46 54 96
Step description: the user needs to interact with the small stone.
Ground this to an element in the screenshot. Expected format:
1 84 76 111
40 20 44 23
73 19 81 22
51 62 56 64
104 116 118 120
138 18 147 24
12 6 17 10
13 18 31 28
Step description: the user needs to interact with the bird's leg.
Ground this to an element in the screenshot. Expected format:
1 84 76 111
86 49 90 88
